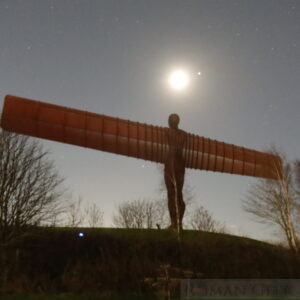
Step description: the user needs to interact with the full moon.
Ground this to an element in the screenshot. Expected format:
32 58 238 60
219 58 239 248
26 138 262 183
168 70 189 90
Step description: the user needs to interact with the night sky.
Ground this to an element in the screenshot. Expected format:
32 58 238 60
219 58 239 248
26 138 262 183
0 0 299 240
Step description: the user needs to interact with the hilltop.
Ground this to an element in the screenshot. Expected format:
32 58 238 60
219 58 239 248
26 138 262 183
1 227 299 298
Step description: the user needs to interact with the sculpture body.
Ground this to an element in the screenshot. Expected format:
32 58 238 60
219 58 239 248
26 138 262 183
0 95 283 229
164 114 187 230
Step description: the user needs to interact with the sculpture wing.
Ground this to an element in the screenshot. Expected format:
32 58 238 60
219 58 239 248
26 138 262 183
1 95 282 179
183 133 282 179
1 95 169 164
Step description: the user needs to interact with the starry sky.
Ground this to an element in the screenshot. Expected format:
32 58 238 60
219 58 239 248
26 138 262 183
0 0 299 240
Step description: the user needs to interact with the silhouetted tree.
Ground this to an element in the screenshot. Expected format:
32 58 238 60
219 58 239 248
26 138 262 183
0 131 63 243
85 203 104 227
113 198 173 229
65 196 83 227
188 205 226 233
243 149 299 252
113 199 147 229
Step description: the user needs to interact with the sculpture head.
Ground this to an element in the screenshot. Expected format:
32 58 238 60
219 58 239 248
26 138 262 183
168 113 180 129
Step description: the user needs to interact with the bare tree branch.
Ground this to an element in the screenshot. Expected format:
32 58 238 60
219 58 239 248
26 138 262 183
113 199 147 229
0 131 64 243
84 203 104 227
242 149 299 252
188 205 226 233
65 196 83 227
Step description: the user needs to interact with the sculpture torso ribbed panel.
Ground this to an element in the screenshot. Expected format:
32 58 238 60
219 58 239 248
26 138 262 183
1 95 281 180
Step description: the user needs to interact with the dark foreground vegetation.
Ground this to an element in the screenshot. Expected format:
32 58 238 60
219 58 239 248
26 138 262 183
1 228 300 299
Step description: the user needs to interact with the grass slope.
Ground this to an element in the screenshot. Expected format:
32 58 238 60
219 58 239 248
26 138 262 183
1 227 299 298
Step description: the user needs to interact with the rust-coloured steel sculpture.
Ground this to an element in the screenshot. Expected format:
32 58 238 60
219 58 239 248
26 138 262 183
164 114 187 230
1 95 282 180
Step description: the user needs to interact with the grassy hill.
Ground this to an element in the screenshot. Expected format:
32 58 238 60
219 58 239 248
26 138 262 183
1 227 299 298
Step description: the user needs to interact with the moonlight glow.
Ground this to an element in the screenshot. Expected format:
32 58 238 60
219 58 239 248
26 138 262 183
168 70 189 90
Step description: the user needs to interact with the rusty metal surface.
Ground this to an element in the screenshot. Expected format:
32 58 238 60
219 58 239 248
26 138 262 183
1 95 282 179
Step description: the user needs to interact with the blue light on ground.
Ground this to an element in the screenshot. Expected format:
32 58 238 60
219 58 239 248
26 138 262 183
78 232 85 238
